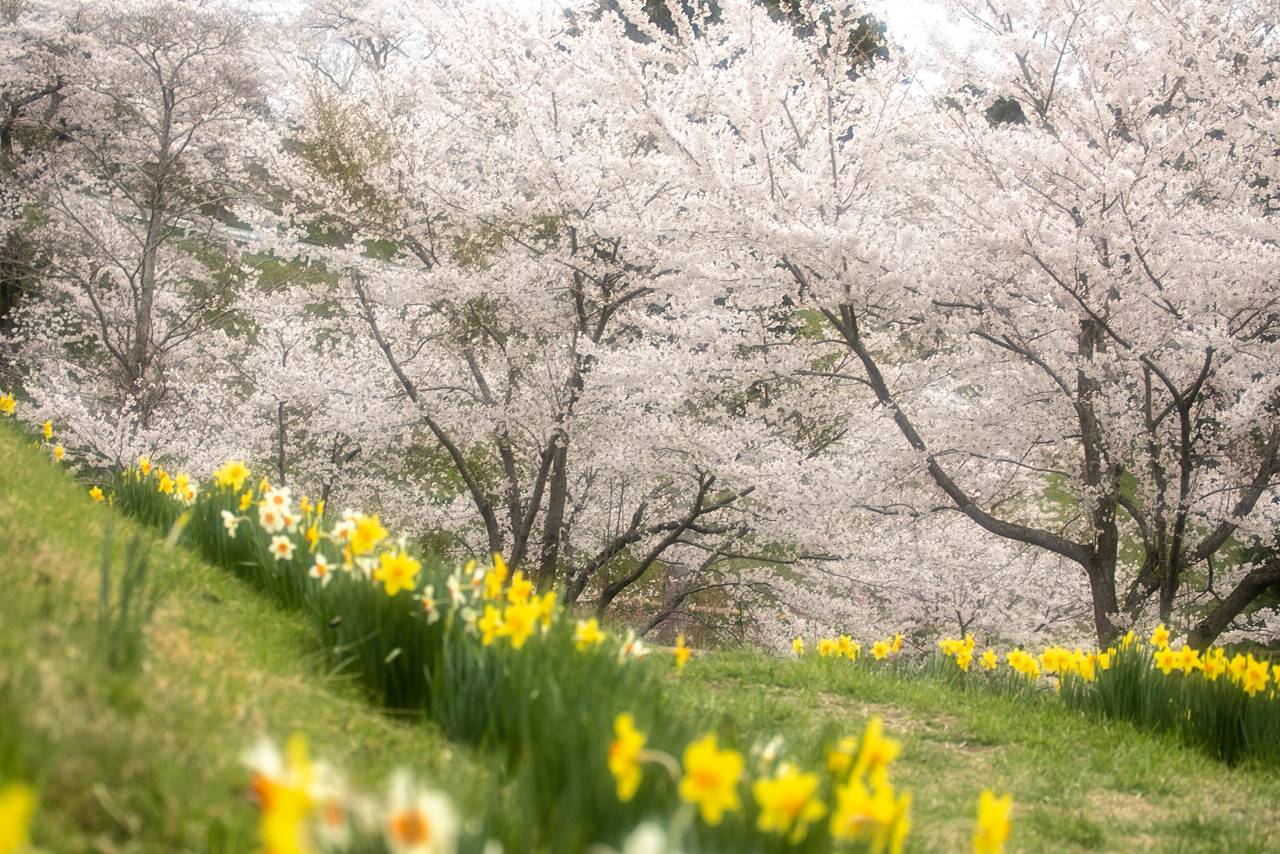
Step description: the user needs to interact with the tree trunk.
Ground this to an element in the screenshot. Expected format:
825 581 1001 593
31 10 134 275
535 440 568 591
1187 558 1280 649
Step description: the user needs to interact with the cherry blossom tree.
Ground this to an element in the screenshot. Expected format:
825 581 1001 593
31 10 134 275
8 0 280 465
586 0 1279 644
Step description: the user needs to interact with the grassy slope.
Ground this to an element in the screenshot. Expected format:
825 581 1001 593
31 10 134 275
676 653 1280 853
0 423 492 852
4 419 1280 852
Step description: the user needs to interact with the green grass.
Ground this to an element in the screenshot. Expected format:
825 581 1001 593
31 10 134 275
0 425 493 851
674 652 1280 852
5 418 1280 852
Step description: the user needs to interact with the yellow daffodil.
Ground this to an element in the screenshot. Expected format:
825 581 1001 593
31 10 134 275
214 460 251 492
41 420 52 441
1006 649 1040 680
506 570 533 605
753 763 827 843
1150 624 1170 649
478 605 502 646
374 550 421 597
826 735 858 779
0 392 15 416
818 638 839 658
536 590 557 630
674 633 691 671
979 649 998 671
608 713 646 801
1154 647 1180 676
1241 656 1270 698
973 789 1013 854
1177 645 1201 675
574 618 606 652
53 443 64 462
88 486 104 503
137 455 152 476
1200 650 1226 681
157 470 174 494
678 733 743 825
829 774 909 853
872 641 891 661
852 716 900 784
240 488 255 511
499 601 539 649
891 633 903 654
0 782 37 854
792 637 804 657
349 514 388 556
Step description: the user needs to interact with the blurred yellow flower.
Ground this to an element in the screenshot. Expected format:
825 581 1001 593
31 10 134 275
829 774 908 853
240 488 255 512
53 443 64 462
872 641 891 661
506 570 533 605
1150 624 1170 649
499 601 539 649
374 550 421 597
478 605 502 646
0 392 14 416
853 717 901 784
608 713 646 802
792 637 804 657
1201 650 1226 681
1154 647 1179 676
349 514 388 556
89 486 104 503
973 789 1012 854
979 649 998 671
826 735 858 779
678 733 742 825
214 460 251 492
157 470 174 494
41 420 52 441
1177 645 1201 675
138 455 153 476
818 638 838 658
674 633 691 671
753 763 826 843
536 591 557 630
1241 656 1270 698
574 618 605 652
0 782 36 854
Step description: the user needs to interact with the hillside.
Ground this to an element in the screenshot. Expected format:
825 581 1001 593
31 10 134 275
2 421 1280 852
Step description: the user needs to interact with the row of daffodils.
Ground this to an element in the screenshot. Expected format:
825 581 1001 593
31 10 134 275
230 719 1012 854
791 621 1279 767
0 405 1010 854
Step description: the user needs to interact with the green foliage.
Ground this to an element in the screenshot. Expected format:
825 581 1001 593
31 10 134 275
96 522 165 676
1061 645 1280 768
